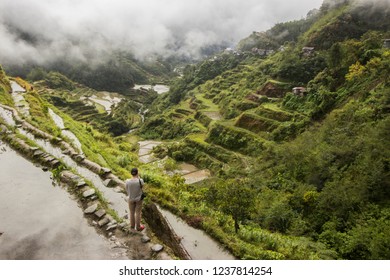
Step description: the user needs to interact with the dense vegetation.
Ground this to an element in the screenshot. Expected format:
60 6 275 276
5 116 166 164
1 0 389 260
138 0 390 259
6 51 177 93
0 65 12 105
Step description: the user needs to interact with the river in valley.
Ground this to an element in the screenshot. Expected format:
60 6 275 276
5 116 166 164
0 141 127 259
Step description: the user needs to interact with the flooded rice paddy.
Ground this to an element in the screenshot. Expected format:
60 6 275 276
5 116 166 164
0 141 127 259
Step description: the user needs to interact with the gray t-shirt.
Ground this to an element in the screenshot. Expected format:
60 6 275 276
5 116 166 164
125 178 144 202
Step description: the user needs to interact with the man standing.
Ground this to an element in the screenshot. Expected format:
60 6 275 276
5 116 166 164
125 167 145 231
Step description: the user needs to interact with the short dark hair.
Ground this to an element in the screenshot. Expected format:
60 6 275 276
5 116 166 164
131 168 138 176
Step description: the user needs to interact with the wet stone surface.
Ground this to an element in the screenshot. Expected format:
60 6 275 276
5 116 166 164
94 209 106 218
151 244 164 253
0 143 128 259
83 189 96 198
84 204 98 214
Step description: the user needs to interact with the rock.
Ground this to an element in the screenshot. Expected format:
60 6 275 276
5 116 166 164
101 167 111 174
74 154 85 162
82 159 102 173
29 147 39 152
33 150 44 157
119 222 127 229
76 180 86 188
95 209 106 218
151 244 164 253
42 167 49 172
98 217 110 227
107 224 118 231
84 203 98 214
49 160 61 168
103 179 117 188
60 171 80 185
141 236 151 243
82 188 95 198
89 195 97 200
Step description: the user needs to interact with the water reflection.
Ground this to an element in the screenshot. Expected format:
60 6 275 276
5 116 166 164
0 142 127 260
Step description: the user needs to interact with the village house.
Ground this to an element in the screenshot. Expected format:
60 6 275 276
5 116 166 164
251 48 274 56
384 39 390 49
292 87 307 97
302 47 315 56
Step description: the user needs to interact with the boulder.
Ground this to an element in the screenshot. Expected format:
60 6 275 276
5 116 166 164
98 217 110 227
74 154 86 162
84 203 98 214
103 179 117 188
106 224 118 231
82 159 102 173
151 244 164 253
94 209 106 218
141 236 151 243
101 167 111 174
33 150 44 158
49 160 61 168
60 170 81 185
82 188 96 198
76 180 87 188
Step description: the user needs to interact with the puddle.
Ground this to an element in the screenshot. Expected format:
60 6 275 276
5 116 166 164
18 128 128 218
0 142 127 259
203 111 222 120
139 154 158 164
10 81 26 92
157 205 235 260
10 81 29 117
48 108 83 154
138 141 210 184
177 163 199 174
182 170 211 184
0 106 16 126
80 91 122 114
138 140 162 161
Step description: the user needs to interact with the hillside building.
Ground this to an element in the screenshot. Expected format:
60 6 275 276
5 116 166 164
292 87 307 97
302 47 315 56
384 39 390 49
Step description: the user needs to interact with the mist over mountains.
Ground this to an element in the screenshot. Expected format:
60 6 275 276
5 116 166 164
0 0 323 66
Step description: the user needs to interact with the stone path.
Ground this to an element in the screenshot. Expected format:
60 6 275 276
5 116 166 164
10 81 29 117
0 104 170 260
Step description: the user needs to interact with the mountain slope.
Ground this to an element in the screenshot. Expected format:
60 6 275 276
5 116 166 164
138 0 390 259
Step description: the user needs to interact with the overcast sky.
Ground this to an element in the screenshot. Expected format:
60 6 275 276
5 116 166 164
0 0 324 65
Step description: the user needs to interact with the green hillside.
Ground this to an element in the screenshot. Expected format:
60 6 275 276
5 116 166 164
6 51 177 94
0 65 12 105
139 0 390 259
1 0 389 260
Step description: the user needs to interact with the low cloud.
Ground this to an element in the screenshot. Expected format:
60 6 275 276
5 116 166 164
0 0 324 66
